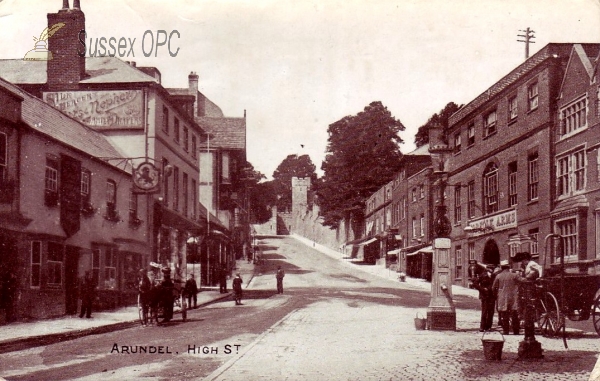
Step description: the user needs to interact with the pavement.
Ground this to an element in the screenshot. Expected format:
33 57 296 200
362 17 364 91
204 235 600 381
0 259 257 354
1 234 599 381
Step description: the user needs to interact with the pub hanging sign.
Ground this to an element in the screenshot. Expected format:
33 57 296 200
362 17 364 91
133 162 160 193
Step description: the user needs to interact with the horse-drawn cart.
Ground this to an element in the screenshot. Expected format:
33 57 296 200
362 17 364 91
137 264 187 326
534 234 600 338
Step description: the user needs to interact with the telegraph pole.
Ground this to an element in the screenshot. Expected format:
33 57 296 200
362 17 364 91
517 28 536 59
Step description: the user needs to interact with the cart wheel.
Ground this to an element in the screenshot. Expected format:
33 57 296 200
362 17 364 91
536 291 563 337
180 295 187 322
592 292 600 336
137 294 148 326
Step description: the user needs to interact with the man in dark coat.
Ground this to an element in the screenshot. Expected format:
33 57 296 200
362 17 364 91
184 274 198 309
492 260 520 335
232 273 243 305
276 266 285 294
469 261 495 331
79 271 96 318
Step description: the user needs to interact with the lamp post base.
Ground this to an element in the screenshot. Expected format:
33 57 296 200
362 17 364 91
517 339 544 360
427 308 456 331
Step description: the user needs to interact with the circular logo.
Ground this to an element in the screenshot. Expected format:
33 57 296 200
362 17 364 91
133 162 160 191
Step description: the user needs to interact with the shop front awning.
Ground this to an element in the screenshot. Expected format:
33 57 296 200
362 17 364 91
406 245 433 257
387 249 401 255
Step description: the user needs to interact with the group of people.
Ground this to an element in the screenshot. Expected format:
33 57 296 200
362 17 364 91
469 251 542 335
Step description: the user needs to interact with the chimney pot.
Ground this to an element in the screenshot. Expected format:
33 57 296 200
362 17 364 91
73 0 80 9
62 0 69 9
130 61 137 67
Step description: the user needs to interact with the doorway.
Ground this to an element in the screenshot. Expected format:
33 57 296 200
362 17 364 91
482 239 500 265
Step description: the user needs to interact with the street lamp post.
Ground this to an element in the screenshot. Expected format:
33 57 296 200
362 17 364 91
427 123 456 330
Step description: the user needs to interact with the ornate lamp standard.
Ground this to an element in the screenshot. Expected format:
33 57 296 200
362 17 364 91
427 123 456 330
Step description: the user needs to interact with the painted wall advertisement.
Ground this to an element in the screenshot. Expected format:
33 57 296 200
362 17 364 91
43 90 143 129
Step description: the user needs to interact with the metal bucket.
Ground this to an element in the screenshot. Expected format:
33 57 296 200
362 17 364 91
414 312 427 330
481 332 504 360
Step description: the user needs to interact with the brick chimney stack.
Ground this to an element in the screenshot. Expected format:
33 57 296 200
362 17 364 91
188 71 199 116
47 0 86 90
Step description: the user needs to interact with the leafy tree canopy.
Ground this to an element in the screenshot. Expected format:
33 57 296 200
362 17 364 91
271 154 318 212
240 162 276 224
414 102 461 148
316 101 405 228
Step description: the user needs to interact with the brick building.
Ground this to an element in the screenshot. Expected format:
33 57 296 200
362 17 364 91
446 43 600 287
551 44 600 273
0 1 249 288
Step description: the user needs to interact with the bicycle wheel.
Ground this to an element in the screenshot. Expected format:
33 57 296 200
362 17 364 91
592 291 600 336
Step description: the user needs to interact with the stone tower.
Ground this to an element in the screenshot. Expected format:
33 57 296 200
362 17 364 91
291 177 310 215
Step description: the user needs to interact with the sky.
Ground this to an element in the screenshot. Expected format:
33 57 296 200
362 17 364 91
1 0 599 179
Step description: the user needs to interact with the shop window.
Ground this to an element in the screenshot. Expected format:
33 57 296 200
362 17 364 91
104 248 117 289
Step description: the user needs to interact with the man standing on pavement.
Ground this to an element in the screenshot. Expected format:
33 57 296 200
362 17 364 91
232 273 243 305
184 274 198 309
276 265 285 294
492 260 520 335
79 271 96 318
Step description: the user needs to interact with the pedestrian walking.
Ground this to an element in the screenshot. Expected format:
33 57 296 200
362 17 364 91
184 274 198 309
219 266 228 294
468 260 495 331
79 271 96 318
492 260 520 335
232 273 243 305
276 266 285 294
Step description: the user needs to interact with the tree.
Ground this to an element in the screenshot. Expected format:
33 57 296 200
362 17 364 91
316 101 405 228
241 162 277 224
271 154 317 212
414 102 461 148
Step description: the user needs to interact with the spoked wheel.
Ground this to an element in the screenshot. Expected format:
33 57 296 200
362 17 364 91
137 294 148 326
592 292 600 336
536 291 563 337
